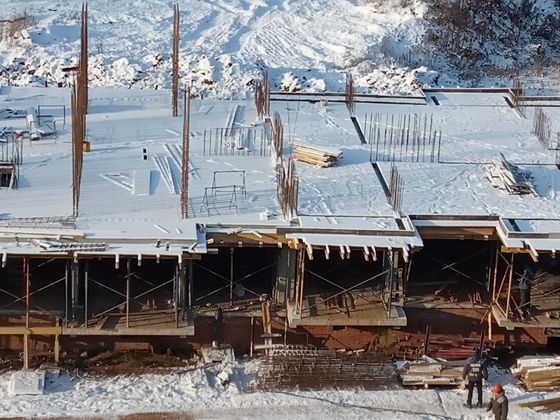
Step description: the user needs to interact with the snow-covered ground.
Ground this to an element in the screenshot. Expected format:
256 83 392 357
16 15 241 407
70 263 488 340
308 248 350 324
0 0 428 97
0 361 558 419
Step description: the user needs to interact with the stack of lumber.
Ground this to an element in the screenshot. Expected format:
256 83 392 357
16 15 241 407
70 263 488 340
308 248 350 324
518 396 560 413
513 356 560 390
292 143 342 167
487 153 536 195
398 360 464 388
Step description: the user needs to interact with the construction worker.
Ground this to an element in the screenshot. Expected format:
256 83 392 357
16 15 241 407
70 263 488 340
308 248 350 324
462 348 488 408
518 265 534 311
487 383 508 420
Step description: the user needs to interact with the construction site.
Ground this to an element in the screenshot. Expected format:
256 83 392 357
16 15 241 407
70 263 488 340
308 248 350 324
2 6 560 397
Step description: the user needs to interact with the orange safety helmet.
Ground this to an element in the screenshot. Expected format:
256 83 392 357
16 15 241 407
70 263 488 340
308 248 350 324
491 384 503 394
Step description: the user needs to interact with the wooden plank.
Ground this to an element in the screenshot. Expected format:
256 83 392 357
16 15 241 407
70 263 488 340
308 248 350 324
0 326 63 335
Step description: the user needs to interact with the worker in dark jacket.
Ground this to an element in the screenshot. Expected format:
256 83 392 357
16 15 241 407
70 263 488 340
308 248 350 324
487 383 508 420
518 265 534 309
463 348 488 408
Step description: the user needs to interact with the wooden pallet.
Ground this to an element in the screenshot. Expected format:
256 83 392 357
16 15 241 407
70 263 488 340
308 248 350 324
518 396 560 413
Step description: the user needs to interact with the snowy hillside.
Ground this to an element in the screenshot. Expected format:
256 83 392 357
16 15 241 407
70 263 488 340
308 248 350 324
1 0 558 97
0 0 428 97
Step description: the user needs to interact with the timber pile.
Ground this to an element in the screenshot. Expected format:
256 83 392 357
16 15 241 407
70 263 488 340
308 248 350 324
254 349 396 390
518 396 560 413
487 153 535 195
291 143 342 167
394 334 484 360
513 356 560 391
397 359 464 388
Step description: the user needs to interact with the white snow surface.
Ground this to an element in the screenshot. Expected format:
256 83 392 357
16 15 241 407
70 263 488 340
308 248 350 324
0 0 426 97
0 361 558 419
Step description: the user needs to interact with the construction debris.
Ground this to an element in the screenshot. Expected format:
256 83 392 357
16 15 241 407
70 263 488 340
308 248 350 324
513 356 560 391
397 358 464 388
433 284 483 305
487 153 535 195
291 143 342 167
518 396 560 413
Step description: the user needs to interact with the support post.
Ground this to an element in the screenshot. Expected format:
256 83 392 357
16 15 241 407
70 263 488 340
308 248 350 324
71 259 79 321
84 260 89 327
23 333 29 369
126 259 131 328
250 316 254 358
54 333 60 364
64 261 69 327
487 311 492 341
24 257 30 328
179 265 186 321
229 248 234 306
491 246 499 303
387 251 395 318
423 325 431 356
188 259 193 308
174 264 179 328
298 250 305 317
54 318 60 364
505 253 515 319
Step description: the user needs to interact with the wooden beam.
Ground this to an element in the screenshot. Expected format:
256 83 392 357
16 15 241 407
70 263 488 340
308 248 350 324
526 242 539 262
305 243 313 260
0 326 63 335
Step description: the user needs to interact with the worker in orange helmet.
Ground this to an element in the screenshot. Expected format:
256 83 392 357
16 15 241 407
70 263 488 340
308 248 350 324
486 383 508 420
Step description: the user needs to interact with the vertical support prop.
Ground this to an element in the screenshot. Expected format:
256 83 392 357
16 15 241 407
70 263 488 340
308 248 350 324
174 263 179 328
188 259 193 308
24 257 30 328
84 260 89 328
229 247 234 306
491 246 499 304
298 249 305 317
64 261 69 327
180 264 187 321
387 251 395 318
250 316 254 358
23 256 30 369
423 325 431 356
54 318 60 364
505 253 515 319
23 333 29 370
71 259 79 321
126 258 131 328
